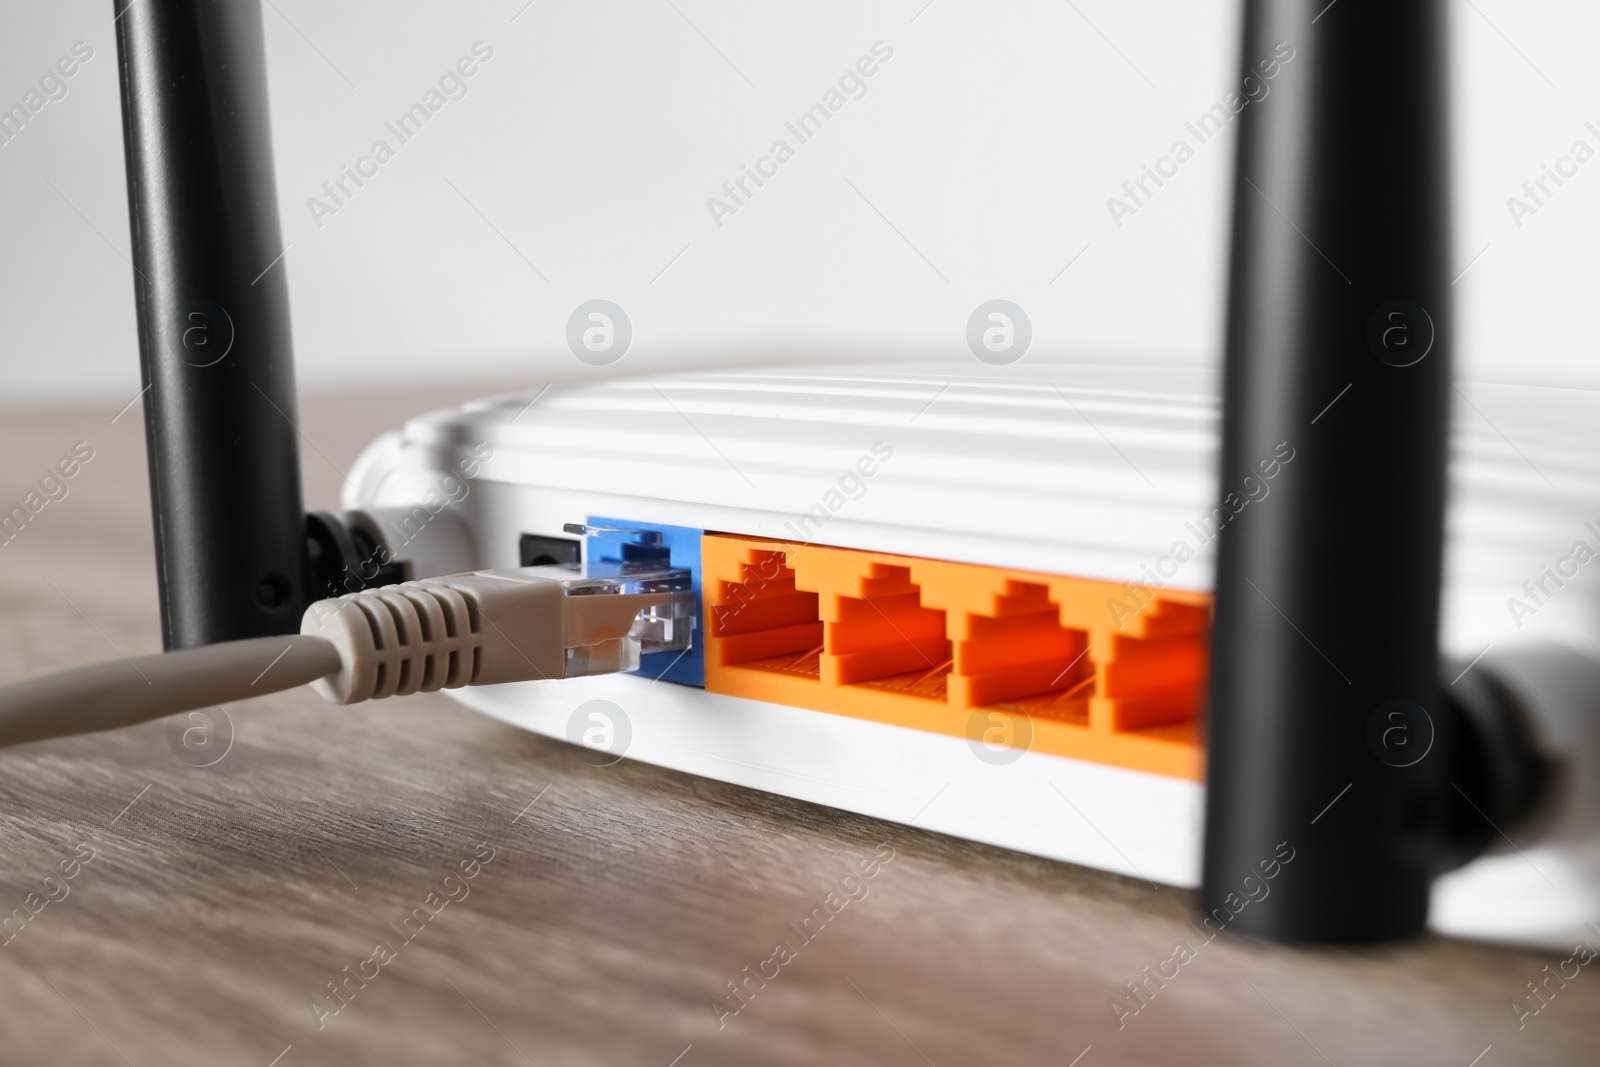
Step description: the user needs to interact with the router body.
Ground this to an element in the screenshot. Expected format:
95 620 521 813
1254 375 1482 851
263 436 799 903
344 365 1600 949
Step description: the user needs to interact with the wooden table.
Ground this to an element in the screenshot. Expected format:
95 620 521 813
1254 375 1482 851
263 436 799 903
0 387 1592 1066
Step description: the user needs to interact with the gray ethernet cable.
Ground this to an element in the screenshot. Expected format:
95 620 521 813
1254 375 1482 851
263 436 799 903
0 563 695 748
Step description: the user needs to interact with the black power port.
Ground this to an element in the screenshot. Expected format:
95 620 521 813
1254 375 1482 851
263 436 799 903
519 533 581 567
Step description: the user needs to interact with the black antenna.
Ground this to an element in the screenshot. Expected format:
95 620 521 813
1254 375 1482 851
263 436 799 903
115 0 308 648
1204 0 1454 940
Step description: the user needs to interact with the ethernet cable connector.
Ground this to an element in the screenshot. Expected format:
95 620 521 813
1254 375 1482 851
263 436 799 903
301 562 696 704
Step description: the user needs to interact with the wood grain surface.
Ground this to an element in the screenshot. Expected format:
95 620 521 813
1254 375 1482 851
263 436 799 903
0 386 1594 1066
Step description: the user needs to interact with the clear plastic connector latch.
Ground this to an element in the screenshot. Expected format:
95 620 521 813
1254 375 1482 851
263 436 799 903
524 560 697 678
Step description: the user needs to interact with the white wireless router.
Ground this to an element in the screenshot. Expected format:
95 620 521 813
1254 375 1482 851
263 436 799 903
341 363 1600 950
86 0 1592 956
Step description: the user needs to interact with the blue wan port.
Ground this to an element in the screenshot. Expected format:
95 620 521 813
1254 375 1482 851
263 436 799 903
585 517 705 687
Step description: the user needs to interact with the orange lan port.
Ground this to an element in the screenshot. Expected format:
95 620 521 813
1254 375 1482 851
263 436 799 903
829 564 951 702
956 581 1094 726
708 550 823 680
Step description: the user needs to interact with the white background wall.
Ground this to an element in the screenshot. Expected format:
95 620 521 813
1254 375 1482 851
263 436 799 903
0 0 1596 404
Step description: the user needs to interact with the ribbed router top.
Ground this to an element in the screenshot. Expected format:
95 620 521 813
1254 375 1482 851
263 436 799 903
354 364 1600 658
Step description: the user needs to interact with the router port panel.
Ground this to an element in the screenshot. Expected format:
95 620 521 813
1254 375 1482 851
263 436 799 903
701 534 1210 780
